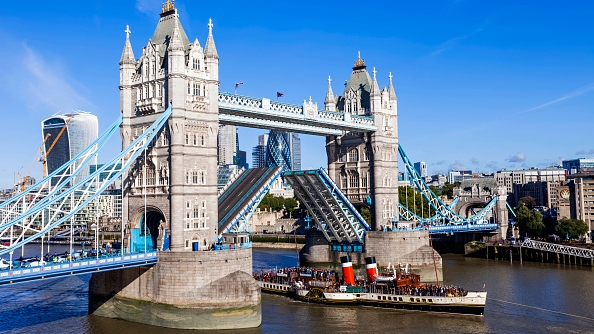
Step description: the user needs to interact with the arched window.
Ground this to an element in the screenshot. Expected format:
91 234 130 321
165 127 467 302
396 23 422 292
192 170 199 184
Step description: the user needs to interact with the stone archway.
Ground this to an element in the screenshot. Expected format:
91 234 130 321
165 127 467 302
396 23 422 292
130 206 167 252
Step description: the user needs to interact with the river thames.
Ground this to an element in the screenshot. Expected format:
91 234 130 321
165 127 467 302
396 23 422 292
0 246 593 333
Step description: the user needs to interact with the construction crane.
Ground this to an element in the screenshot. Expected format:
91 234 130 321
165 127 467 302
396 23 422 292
40 115 74 178
17 133 51 192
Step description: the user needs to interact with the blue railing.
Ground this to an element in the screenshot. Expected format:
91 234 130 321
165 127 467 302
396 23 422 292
0 251 157 285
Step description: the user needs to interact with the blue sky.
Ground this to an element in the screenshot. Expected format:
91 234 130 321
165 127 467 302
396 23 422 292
0 1 593 189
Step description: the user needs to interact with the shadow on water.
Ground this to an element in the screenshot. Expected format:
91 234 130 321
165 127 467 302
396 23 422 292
0 274 91 332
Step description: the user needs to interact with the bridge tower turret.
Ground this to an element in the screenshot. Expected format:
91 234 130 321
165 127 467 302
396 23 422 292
325 53 399 230
92 3 260 329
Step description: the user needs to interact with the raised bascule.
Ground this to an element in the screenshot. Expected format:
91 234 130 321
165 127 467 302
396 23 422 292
0 0 514 330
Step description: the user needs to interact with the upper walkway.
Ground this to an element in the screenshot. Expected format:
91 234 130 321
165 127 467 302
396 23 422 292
218 92 377 136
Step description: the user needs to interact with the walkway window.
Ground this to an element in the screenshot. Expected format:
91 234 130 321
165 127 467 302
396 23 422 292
348 148 358 162
146 165 155 186
349 171 359 188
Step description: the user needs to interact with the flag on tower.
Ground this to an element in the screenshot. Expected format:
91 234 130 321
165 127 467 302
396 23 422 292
276 92 284 97
235 82 244 89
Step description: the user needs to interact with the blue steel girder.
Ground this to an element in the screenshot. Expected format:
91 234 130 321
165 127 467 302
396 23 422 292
399 144 465 221
0 107 172 256
0 115 123 228
218 92 377 136
284 169 369 244
399 197 460 224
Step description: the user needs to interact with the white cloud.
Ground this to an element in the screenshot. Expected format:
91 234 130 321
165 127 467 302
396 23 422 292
519 83 594 115
448 160 467 171
506 153 526 163
470 158 480 165
576 149 594 156
428 19 490 57
136 0 162 16
19 44 94 113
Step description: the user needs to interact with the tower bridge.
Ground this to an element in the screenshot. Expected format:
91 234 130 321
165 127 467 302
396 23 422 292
0 1 506 330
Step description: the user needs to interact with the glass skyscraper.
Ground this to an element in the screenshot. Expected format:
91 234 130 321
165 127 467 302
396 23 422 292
42 111 98 185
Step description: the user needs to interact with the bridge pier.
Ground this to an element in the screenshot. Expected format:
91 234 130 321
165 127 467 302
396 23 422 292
89 248 260 330
299 229 443 283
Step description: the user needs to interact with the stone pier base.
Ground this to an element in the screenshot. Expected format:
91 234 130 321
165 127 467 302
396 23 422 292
89 248 261 330
300 230 443 283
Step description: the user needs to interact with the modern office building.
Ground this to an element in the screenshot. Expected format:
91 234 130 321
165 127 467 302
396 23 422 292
495 167 566 208
217 124 237 165
414 161 427 178
448 170 473 184
251 134 268 168
562 158 594 175
290 133 301 171
42 111 98 185
567 169 594 241
265 130 292 172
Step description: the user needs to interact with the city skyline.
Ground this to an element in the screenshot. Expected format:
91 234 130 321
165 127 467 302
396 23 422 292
0 1 593 189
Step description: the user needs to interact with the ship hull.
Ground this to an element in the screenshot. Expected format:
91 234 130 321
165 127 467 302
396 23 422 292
258 281 486 316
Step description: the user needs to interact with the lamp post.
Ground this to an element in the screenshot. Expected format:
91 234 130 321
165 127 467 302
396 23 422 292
91 221 98 261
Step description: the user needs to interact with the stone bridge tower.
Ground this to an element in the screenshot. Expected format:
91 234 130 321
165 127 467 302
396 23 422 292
325 53 399 230
89 2 260 330
453 179 509 240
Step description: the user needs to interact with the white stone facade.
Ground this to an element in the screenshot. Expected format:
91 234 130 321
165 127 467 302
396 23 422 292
119 6 220 252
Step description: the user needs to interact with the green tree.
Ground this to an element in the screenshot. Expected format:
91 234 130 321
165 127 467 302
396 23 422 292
258 193 273 211
515 205 545 237
360 206 371 225
441 182 460 199
398 186 432 218
284 198 297 217
555 218 589 240
270 196 284 212
518 196 536 210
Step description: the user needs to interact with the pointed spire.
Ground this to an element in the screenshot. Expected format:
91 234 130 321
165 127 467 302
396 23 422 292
388 72 396 99
168 20 184 52
325 75 336 111
120 25 135 64
371 66 380 97
205 18 219 59
325 76 335 102
192 38 202 52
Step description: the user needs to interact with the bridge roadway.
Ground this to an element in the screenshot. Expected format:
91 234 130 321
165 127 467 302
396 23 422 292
0 251 157 286
218 167 281 233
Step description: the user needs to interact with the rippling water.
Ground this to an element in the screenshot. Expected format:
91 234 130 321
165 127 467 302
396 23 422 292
0 246 593 333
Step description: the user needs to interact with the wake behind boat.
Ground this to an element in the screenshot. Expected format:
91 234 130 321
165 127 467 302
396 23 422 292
254 255 486 316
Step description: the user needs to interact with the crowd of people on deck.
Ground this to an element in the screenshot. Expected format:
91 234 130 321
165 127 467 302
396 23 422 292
254 267 468 297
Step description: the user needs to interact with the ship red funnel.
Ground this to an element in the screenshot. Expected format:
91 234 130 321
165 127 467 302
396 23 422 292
364 256 378 282
341 255 355 285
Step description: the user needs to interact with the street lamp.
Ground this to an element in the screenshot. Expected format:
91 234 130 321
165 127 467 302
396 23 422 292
90 222 98 261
